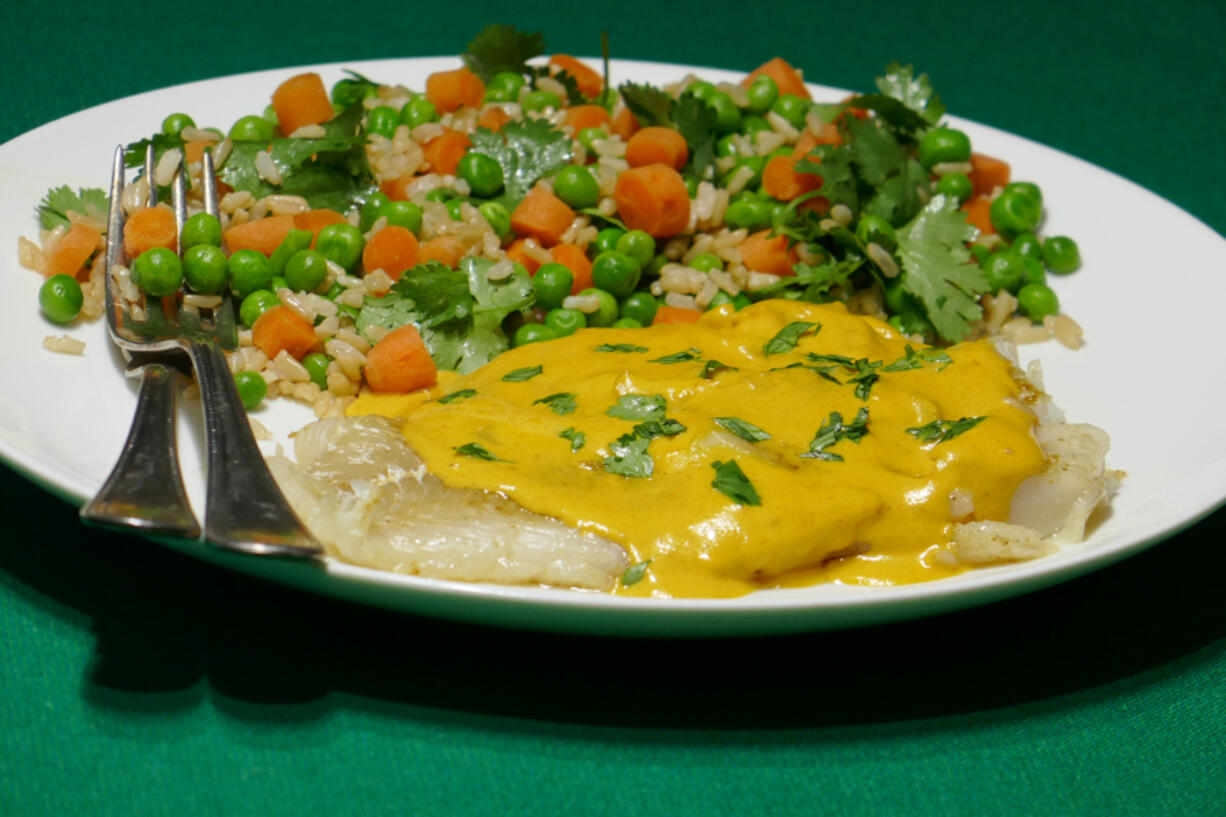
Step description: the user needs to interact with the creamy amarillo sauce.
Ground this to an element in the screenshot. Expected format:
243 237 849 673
349 301 1046 598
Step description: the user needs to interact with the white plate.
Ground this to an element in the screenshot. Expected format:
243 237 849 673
3 58 1225 637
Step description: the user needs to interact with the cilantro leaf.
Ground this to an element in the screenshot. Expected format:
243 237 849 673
560 427 586 452
595 343 648 353
907 416 985 445
605 433 654 478
618 81 672 126
875 62 945 127
502 365 543 382
710 460 762 506
895 195 985 341
713 417 771 443
802 408 870 461
454 442 508 462
37 185 109 230
843 116 927 225
794 144 858 213
463 24 544 82
673 94 719 181
700 359 736 379
438 388 478 404
622 560 652 586
606 394 666 422
330 70 381 107
632 418 686 439
469 118 572 209
649 348 702 364
763 321 820 355
534 393 578 415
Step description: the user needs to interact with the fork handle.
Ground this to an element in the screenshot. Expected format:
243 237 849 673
80 362 201 537
187 340 322 558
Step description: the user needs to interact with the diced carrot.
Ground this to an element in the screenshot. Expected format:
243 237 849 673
653 305 702 324
549 54 603 99
741 57 811 100
762 154 822 202
505 238 541 274
961 195 996 236
737 230 799 276
625 126 689 170
549 243 594 293
271 72 335 136
612 164 691 239
425 66 486 113
123 206 178 259
223 214 295 257
510 187 576 248
362 225 420 280
381 175 414 202
563 104 612 134
183 139 217 163
251 304 318 361
790 121 841 156
293 209 346 244
418 235 467 268
46 222 102 279
968 152 1011 198
611 106 641 141
797 195 831 217
476 106 512 132
364 324 438 393
422 128 472 176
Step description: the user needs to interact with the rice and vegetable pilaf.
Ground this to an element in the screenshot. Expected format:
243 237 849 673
20 24 1084 416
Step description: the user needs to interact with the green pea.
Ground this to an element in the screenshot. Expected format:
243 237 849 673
644 253 669 278
724 198 772 231
478 201 511 239
614 317 644 329
445 199 465 221
1011 232 1043 263
1003 181 1043 209
989 189 1042 238
457 151 505 197
400 96 437 128
1017 282 1059 321
482 86 516 104
379 200 424 234
706 291 735 311
269 228 313 277
227 249 272 298
981 250 1028 293
888 310 933 337
688 252 723 272
745 75 779 114
917 127 972 169
1023 257 1047 287
424 189 453 204
707 92 742 133
39 274 83 324
302 352 332 390
489 71 526 97
882 280 922 315
591 250 642 298
239 289 280 327
619 291 658 326
592 227 625 256
180 212 221 251
683 174 700 198
715 134 741 159
579 287 619 327
614 230 656 269
514 322 558 346
532 263 574 310
182 244 228 294
935 172 973 203
229 115 275 141
161 113 196 137
315 223 364 271
262 105 279 128
131 247 184 297
721 155 765 190
770 94 809 129
233 371 268 410
553 165 600 209
969 244 992 265
272 275 289 292
521 90 561 113
577 127 607 155
366 105 400 139
856 214 898 252
1042 236 1081 275
684 80 717 101
360 192 391 231
742 114 771 136
545 307 586 337
284 249 329 292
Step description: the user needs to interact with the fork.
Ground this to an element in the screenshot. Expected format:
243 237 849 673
80 144 322 558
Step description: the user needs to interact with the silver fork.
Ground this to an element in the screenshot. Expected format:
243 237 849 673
80 144 322 558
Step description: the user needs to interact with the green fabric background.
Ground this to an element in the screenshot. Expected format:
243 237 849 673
2 1 1224 814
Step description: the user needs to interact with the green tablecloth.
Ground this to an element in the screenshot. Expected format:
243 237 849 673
3 1 1224 813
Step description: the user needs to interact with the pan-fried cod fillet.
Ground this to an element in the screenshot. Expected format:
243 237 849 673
267 415 630 590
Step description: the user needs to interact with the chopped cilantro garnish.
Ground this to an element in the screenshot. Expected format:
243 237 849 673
895 195 985 341
559 427 586 452
649 348 702 364
595 343 648 353
37 186 109 231
881 345 953 372
534 393 578 415
906 416 985 445
454 442 507 462
802 408 870 461
438 388 478 404
710 460 762 506
714 417 771 443
700 359 736 379
622 560 652 586
606 394 666 422
502 365 543 382
632 418 686 440
462 24 544 82
763 321 820 355
604 432 654 478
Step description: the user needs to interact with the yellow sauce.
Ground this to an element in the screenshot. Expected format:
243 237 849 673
350 300 1045 598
